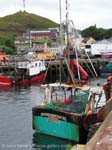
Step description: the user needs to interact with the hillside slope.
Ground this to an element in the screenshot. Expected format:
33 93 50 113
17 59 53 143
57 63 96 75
0 11 59 37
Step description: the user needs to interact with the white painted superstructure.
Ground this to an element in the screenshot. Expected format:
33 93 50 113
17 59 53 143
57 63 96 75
17 60 46 76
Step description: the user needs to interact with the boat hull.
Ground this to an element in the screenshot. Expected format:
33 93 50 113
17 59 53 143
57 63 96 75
32 107 81 142
14 72 45 85
0 72 45 85
33 116 79 142
0 77 13 85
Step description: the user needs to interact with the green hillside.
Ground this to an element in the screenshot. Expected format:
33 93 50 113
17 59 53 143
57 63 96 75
0 11 59 37
0 11 59 54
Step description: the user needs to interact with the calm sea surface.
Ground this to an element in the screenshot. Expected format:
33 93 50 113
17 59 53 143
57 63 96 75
0 78 106 150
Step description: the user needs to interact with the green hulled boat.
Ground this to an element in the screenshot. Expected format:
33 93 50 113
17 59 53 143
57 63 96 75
32 83 103 143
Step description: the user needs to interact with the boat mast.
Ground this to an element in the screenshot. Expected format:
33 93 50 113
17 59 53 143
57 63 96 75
64 0 76 84
59 0 63 54
65 1 81 80
59 0 62 84
65 0 70 48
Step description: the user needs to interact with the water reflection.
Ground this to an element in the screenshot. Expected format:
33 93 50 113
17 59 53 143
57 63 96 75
0 84 11 92
0 84 43 150
32 132 74 150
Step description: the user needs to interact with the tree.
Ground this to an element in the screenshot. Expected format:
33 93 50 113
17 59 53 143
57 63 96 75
104 29 112 39
5 39 14 48
81 25 99 40
0 35 16 55
1 45 15 55
81 25 112 40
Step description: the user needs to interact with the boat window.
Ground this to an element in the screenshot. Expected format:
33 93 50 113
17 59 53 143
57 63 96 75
85 45 91 48
20 64 23 67
51 88 71 101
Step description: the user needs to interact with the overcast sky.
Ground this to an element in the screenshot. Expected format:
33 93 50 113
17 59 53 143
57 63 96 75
0 0 112 30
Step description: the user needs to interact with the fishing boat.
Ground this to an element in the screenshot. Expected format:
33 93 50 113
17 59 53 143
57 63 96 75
32 0 101 143
32 83 104 143
32 75 112 144
0 52 46 85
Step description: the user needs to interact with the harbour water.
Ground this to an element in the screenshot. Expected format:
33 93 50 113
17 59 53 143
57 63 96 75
0 78 106 150
0 84 73 150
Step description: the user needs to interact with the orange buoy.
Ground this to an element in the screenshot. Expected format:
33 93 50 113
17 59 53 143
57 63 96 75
87 110 94 115
40 102 45 107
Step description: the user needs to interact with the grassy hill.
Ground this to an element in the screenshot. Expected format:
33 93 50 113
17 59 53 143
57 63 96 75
0 11 59 37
